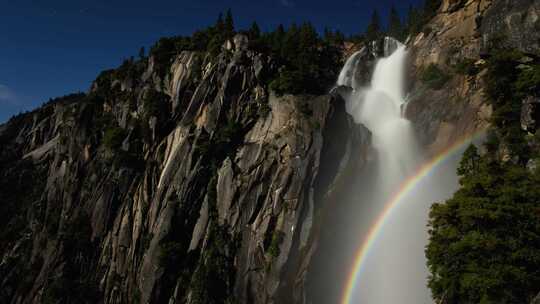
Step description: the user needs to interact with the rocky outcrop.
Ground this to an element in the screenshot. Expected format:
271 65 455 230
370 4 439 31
522 95 540 133
337 47 377 90
480 0 540 55
406 0 540 156
406 0 493 154
0 34 367 304
337 36 404 90
532 291 540 304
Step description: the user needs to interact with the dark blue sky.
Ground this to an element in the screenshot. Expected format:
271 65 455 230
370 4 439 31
0 0 422 123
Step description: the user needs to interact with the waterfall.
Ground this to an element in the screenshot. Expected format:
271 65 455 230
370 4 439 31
307 38 471 304
337 50 362 89
338 41 434 304
345 43 419 193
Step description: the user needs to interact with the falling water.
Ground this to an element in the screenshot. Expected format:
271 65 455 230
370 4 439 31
337 50 362 89
342 42 419 197
307 38 472 304
337 41 435 304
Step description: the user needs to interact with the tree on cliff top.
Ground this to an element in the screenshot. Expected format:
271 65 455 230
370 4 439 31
365 10 382 42
224 9 235 38
388 5 404 40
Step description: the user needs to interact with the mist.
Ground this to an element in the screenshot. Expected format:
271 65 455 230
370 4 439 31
307 39 471 304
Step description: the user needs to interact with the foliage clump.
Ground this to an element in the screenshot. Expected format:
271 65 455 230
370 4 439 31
267 230 285 258
143 89 170 118
453 58 479 76
103 127 126 150
115 57 142 80
515 63 540 94
138 1 446 97
159 241 184 269
426 145 540 304
148 9 235 74
43 213 100 304
145 11 343 96
195 120 244 163
189 224 238 304
265 22 342 96
114 150 145 171
257 102 271 118
484 46 540 161
420 63 450 89
406 0 443 36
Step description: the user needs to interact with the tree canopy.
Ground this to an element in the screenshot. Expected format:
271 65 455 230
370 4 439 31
137 1 449 96
427 147 540 303
388 5 404 41
365 10 382 42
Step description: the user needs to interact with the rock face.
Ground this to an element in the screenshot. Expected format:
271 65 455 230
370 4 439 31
336 36 401 93
406 0 540 156
522 96 540 133
480 0 540 55
0 35 366 304
405 0 492 155
532 291 540 304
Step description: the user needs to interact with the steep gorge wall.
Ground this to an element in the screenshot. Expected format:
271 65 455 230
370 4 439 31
0 37 368 304
406 0 540 155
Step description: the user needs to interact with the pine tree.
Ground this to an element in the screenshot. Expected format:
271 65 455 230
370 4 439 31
365 10 382 42
282 23 299 61
215 13 225 32
334 30 345 44
322 27 344 45
427 150 540 303
272 24 286 54
224 9 234 38
138 46 145 60
298 22 319 73
457 144 480 178
423 0 442 20
388 5 403 40
406 5 416 33
191 30 210 50
248 21 261 40
299 22 318 50
323 27 332 42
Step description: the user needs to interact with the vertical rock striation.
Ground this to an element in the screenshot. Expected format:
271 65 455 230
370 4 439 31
0 35 367 304
406 0 540 156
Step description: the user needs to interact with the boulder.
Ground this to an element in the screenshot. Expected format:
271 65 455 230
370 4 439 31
234 34 249 51
521 96 540 132
532 292 540 304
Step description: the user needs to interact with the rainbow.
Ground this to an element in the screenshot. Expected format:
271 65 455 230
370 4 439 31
340 130 486 304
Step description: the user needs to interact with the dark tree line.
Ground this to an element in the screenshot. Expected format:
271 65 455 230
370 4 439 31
130 1 443 95
143 10 343 95
361 0 442 42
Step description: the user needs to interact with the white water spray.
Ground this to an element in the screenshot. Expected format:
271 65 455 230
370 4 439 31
338 41 438 303
343 43 419 192
307 38 472 304
338 50 362 89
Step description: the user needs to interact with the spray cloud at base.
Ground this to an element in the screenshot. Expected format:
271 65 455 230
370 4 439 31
307 38 479 304
341 39 430 304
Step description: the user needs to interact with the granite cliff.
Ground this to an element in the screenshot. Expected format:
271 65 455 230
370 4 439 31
0 33 368 304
